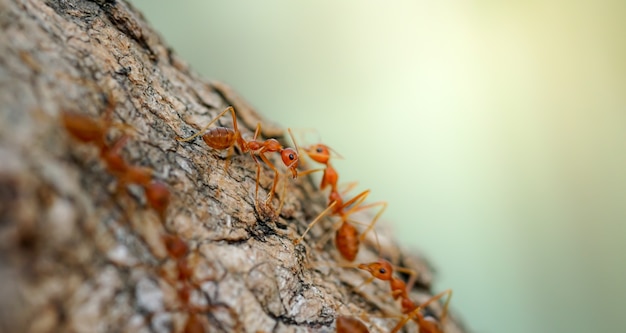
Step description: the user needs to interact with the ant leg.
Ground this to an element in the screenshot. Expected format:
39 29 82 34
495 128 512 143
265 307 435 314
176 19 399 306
420 289 453 324
293 201 337 244
339 190 387 242
224 145 235 171
277 172 288 215
176 106 235 142
312 218 343 250
344 218 385 258
247 123 266 209
248 152 263 207
339 181 359 197
392 265 419 299
258 152 279 205
341 190 371 212
355 201 387 242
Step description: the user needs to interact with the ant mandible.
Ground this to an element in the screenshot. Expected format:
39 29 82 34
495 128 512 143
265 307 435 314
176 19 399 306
177 106 299 211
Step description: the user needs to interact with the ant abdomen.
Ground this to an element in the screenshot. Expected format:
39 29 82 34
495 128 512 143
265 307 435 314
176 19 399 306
202 127 237 150
335 222 360 261
61 112 105 144
336 316 369 333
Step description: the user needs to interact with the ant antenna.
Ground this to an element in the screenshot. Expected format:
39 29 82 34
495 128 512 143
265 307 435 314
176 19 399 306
287 128 301 175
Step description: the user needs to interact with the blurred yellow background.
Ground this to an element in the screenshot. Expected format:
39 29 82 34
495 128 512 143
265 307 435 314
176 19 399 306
129 1 626 332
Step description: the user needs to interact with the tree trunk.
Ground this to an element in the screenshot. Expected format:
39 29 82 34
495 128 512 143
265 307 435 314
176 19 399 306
0 0 468 332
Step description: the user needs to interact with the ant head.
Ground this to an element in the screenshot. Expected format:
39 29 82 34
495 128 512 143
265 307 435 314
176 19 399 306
357 260 393 281
280 148 299 178
304 144 331 164
161 234 189 259
145 181 170 218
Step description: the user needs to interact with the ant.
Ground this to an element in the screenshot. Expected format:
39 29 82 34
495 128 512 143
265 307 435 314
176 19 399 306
99 134 170 219
145 181 171 221
389 289 453 333
60 108 112 151
176 106 299 212
358 260 452 333
159 234 241 333
61 94 170 221
357 260 416 303
294 179 386 262
293 139 386 261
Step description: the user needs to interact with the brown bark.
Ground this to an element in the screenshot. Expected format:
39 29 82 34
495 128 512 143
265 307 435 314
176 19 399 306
0 0 468 332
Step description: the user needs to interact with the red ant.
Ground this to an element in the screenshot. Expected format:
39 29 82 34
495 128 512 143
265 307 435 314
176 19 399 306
61 96 170 221
293 188 385 261
176 106 299 211
159 234 241 333
145 181 171 221
99 134 170 219
295 141 387 260
293 143 386 261
358 260 452 333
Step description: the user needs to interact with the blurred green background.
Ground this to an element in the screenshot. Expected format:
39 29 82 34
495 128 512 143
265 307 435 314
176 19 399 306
129 1 626 332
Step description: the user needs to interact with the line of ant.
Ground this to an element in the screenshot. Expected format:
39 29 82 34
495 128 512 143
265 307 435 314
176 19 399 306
61 94 244 332
175 106 388 263
288 139 453 331
62 88 453 332
175 110 452 330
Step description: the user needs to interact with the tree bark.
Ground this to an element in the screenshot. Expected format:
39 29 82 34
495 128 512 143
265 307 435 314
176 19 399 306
0 0 468 332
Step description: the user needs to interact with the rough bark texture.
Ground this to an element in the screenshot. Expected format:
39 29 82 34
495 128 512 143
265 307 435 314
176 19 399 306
0 1 468 332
